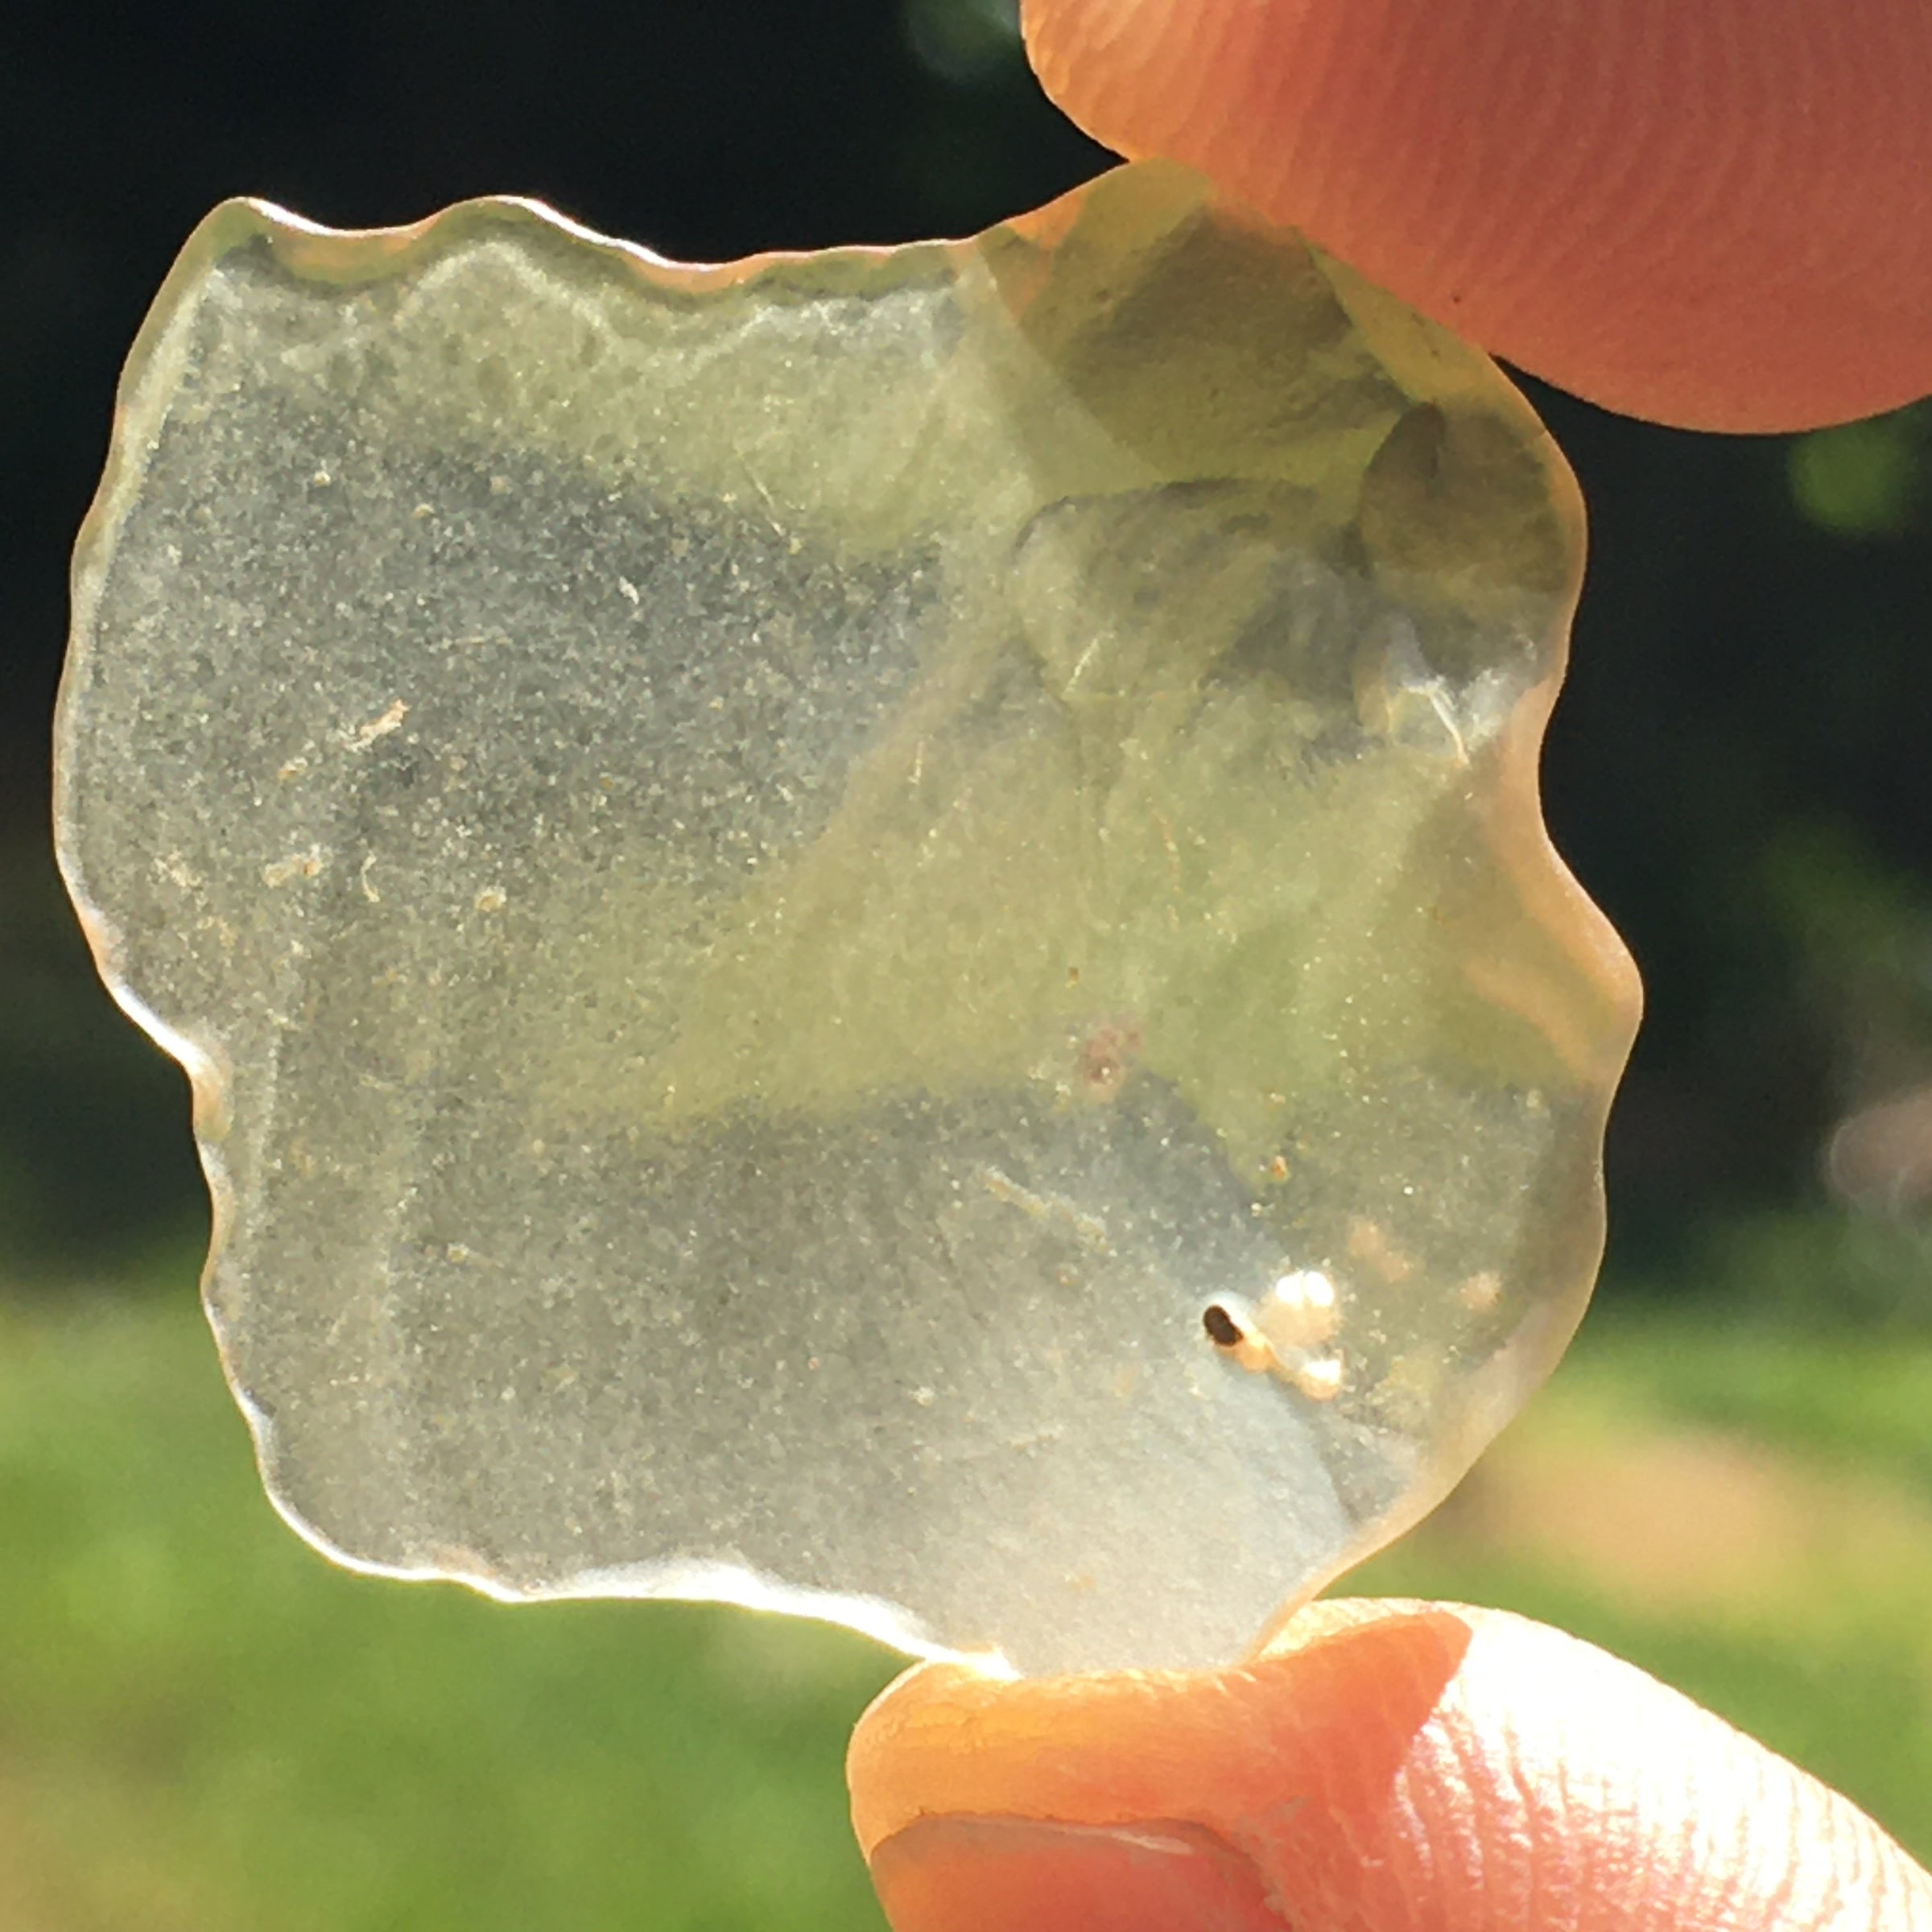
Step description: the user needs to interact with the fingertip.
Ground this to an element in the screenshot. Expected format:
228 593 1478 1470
852 1602 1932 1931
847 1606 1472 1864
1022 0 1932 429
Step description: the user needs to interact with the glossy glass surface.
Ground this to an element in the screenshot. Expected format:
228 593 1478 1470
56 163 1637 1672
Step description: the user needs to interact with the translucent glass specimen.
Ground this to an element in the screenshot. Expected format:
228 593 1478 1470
56 163 1638 1674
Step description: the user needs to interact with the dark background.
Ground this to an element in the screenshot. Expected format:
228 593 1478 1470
4 0 1930 1315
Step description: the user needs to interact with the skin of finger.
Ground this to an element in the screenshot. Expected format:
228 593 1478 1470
1020 0 1932 432
850 1599 1932 1931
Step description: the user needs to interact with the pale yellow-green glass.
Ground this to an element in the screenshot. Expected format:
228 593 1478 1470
56 162 1638 1674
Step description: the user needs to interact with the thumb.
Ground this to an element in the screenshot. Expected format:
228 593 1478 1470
1020 0 1932 432
849 1599 1932 1930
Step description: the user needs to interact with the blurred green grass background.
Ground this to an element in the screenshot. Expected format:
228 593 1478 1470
5 1257 1928 1930
0 1267 900 1931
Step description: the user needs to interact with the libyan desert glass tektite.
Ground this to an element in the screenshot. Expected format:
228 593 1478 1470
56 162 1638 1674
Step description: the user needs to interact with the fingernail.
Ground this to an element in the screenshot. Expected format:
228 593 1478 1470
867 1814 1288 1931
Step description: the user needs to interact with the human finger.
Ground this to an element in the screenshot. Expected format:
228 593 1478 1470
1022 0 1932 431
851 1597 1932 1930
